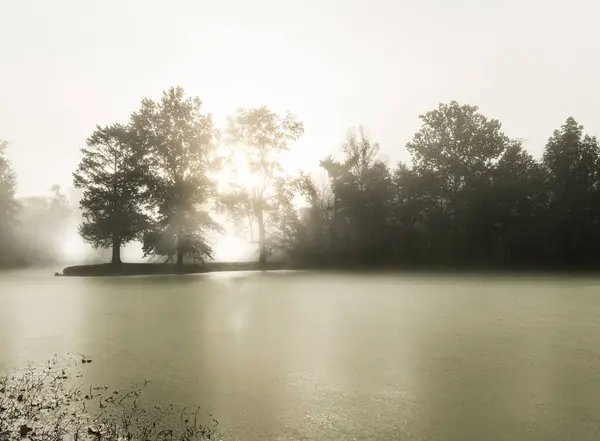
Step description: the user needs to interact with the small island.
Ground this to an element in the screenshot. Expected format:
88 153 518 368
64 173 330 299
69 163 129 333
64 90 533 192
60 261 293 277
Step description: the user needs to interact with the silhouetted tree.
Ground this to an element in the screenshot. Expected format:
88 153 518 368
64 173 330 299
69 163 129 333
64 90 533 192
0 140 20 267
405 101 516 265
131 87 221 265
489 141 546 265
284 103 600 271
73 124 150 264
223 106 304 267
321 128 393 265
542 117 600 266
287 173 335 264
389 162 430 264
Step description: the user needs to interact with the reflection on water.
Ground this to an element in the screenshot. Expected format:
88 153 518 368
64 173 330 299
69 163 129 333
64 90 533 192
1 270 600 440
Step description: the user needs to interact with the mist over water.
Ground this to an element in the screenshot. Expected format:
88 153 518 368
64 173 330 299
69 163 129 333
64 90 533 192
4 188 257 267
2 270 600 441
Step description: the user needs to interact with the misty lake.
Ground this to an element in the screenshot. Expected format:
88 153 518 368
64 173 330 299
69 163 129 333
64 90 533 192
2 269 600 440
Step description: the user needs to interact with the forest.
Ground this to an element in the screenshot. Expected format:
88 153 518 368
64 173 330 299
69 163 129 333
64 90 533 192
1 86 600 271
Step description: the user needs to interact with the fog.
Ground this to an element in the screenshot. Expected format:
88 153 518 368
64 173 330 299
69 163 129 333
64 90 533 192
6 185 258 267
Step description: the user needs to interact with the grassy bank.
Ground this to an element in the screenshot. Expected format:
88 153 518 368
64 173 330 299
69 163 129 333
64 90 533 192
60 261 293 277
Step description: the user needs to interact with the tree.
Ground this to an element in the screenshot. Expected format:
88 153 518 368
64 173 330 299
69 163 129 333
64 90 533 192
542 117 600 265
320 128 394 265
389 162 431 264
130 87 221 265
73 124 150 264
223 106 304 267
288 173 335 264
405 101 515 264
0 140 20 267
484 141 546 265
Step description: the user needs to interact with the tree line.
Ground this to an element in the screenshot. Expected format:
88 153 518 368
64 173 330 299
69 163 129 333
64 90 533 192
2 88 600 270
294 104 600 270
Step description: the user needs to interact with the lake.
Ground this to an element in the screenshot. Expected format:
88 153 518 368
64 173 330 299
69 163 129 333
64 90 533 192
1 269 600 440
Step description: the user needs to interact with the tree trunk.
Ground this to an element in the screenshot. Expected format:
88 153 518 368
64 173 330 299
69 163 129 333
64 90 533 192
256 205 267 268
176 223 185 265
258 225 267 268
111 237 122 264
176 236 184 266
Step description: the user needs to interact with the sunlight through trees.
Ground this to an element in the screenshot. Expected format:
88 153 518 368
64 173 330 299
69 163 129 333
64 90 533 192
4 90 600 271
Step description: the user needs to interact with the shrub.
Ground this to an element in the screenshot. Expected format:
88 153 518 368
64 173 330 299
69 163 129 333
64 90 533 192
0 355 218 441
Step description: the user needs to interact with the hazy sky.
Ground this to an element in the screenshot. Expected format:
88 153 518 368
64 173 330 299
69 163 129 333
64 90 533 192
2 0 600 197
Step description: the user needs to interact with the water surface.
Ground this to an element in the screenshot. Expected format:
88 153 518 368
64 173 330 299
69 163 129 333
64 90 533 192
1 269 600 440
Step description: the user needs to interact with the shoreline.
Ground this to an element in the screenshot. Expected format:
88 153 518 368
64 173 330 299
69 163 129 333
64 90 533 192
59 262 293 277
58 261 600 278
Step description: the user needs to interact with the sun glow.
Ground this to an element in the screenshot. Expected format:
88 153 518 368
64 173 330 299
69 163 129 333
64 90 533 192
209 120 314 262
215 146 287 194
214 236 255 262
61 233 88 262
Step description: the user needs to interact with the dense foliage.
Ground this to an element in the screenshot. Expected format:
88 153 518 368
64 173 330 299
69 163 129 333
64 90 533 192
289 104 600 270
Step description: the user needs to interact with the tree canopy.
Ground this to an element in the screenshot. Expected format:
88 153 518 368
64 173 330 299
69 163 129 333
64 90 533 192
73 124 150 264
222 106 304 267
130 86 222 265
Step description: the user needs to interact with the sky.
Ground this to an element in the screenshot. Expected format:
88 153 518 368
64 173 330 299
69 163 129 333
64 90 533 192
2 0 600 198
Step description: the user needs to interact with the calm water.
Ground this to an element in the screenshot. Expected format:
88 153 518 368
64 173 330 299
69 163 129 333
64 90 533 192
2 269 600 440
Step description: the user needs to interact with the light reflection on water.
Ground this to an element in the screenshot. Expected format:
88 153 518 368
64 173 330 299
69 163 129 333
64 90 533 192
1 270 600 440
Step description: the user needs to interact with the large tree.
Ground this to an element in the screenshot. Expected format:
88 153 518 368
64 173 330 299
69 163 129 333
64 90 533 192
405 101 515 264
223 106 304 267
542 117 600 265
131 86 221 265
73 124 150 264
0 140 20 267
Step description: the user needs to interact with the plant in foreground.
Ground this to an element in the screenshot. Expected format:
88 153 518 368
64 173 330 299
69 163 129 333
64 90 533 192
0 355 219 441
